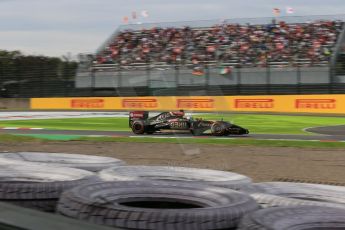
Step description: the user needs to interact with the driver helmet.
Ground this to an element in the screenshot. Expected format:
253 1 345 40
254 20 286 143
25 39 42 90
172 110 185 117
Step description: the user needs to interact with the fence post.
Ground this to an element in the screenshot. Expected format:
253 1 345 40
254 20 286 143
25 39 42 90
0 59 3 96
266 63 271 94
236 65 242 95
15 58 22 97
297 64 301 94
146 59 152 95
63 64 69 97
329 64 334 94
205 63 210 88
0 58 9 98
91 68 96 96
38 64 44 97
175 63 179 89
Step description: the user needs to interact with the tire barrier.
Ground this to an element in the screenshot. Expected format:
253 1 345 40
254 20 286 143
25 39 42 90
0 202 117 230
98 165 252 190
0 164 98 212
0 152 126 172
253 182 345 205
273 177 345 186
238 206 345 229
57 181 259 230
250 193 345 210
0 151 343 229
6 200 58 213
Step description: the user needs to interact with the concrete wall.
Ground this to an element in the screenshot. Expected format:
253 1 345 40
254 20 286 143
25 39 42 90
0 99 30 110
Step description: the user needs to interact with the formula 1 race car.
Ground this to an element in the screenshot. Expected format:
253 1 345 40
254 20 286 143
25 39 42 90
129 111 249 136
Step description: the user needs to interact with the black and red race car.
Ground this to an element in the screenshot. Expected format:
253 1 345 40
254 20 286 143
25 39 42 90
129 111 249 136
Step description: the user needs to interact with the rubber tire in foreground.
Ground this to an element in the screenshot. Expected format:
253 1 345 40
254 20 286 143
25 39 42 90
98 165 252 190
57 181 259 230
254 182 345 205
0 152 126 172
5 199 58 212
0 164 97 200
250 193 345 210
238 206 345 230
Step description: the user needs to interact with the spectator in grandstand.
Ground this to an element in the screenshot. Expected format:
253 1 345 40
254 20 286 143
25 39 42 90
96 20 343 69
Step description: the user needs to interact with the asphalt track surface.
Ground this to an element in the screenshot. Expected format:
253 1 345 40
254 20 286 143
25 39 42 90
1 128 345 141
306 125 345 136
0 111 344 141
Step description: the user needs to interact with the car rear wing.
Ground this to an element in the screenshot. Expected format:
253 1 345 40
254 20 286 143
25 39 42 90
129 111 149 127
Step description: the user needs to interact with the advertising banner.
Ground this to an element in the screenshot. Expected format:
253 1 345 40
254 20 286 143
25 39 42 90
31 94 345 114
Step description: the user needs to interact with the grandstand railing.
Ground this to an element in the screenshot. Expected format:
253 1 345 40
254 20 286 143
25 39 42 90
1 64 345 98
72 62 345 97
0 56 342 98
77 64 332 87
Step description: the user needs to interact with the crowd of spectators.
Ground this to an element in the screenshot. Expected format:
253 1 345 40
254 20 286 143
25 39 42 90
95 20 344 68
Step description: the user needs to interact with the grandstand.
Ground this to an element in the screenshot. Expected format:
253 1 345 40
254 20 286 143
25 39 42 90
74 15 345 97
96 20 340 67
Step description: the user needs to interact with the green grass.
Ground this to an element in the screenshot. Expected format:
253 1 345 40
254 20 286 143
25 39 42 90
0 117 129 131
16 134 83 141
0 114 345 135
0 134 41 142
79 136 345 148
1 134 345 148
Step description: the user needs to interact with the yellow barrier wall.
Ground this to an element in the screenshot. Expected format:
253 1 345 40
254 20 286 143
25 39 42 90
31 94 345 114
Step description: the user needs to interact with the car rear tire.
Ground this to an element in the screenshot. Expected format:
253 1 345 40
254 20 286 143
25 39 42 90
131 120 145 134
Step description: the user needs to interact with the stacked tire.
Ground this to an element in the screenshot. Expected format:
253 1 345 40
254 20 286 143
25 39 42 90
0 152 126 212
239 182 345 230
2 152 344 229
0 152 125 172
57 181 259 230
57 165 259 229
98 165 253 190
238 206 345 229
0 164 97 212
247 182 345 209
56 165 345 229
